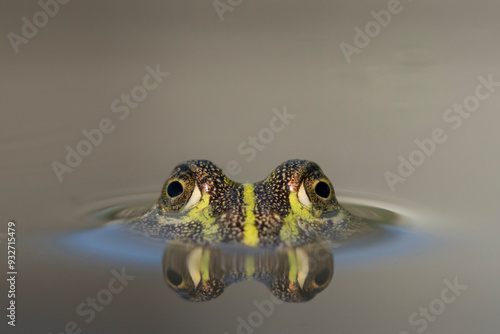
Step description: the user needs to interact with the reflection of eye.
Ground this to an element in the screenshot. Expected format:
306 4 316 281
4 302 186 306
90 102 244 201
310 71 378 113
314 268 330 286
166 269 183 286
314 181 330 198
167 181 184 197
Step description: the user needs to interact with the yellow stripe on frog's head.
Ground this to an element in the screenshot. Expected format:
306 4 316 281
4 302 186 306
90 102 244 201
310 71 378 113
141 159 357 247
241 183 259 247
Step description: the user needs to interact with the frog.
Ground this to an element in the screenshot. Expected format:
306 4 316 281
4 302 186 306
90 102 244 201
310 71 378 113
127 159 371 247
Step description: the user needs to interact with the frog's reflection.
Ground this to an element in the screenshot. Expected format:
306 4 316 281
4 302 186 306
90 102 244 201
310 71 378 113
162 241 333 302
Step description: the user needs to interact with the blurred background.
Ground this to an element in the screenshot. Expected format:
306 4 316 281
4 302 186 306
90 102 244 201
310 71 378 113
1 0 499 333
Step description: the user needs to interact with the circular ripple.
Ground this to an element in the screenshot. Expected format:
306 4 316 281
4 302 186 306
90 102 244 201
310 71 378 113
61 191 437 267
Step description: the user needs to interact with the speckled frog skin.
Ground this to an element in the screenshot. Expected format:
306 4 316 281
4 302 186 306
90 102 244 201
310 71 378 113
128 159 369 247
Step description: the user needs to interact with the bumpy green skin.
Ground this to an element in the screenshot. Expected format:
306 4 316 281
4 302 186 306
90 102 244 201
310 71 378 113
127 159 370 247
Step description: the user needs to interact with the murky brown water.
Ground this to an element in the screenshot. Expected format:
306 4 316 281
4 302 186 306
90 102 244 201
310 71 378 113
2 1 500 333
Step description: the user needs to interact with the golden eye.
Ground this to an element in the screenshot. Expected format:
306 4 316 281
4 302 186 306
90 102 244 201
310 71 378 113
167 181 184 197
298 177 338 215
314 181 331 198
297 179 333 207
158 172 201 213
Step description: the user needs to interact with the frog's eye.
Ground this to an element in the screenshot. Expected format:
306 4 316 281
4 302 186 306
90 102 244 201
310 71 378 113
159 174 202 212
167 181 184 197
314 181 331 198
309 179 333 200
298 177 338 215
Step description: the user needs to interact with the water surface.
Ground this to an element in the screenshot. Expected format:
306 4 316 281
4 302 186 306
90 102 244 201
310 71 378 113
2 1 500 333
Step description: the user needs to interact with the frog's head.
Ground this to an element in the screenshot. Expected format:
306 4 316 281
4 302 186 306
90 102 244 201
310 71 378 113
257 159 340 218
156 159 237 214
134 159 359 246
